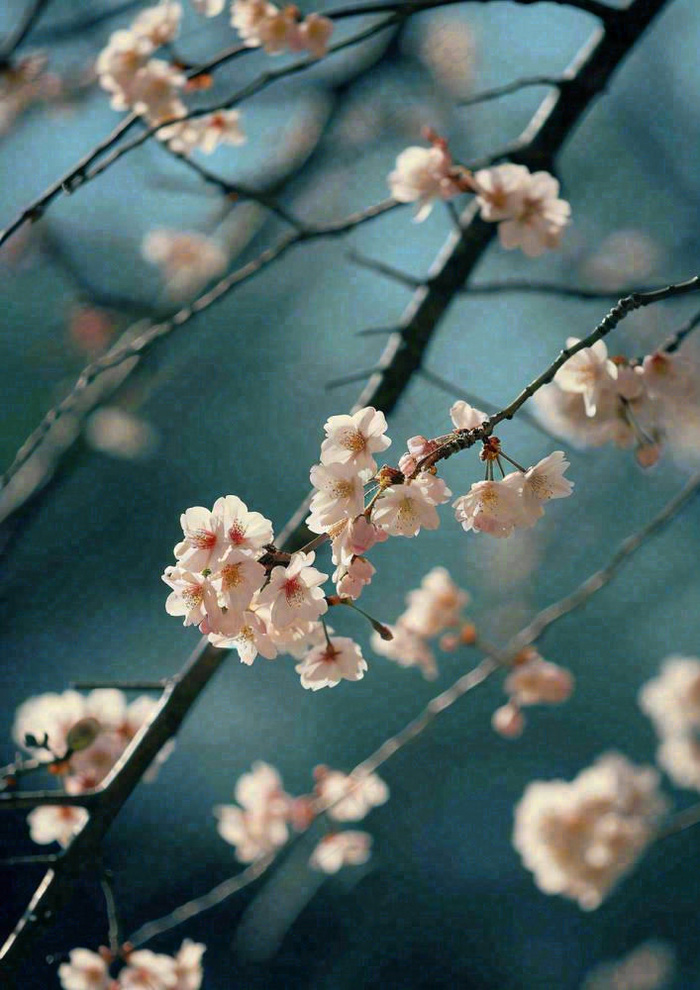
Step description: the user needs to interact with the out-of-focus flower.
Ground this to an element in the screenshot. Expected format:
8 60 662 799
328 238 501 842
58 948 111 990
315 767 389 821
142 230 228 299
162 109 245 154
474 164 571 256
27 805 89 847
370 622 438 680
96 30 154 110
296 635 368 690
131 3 182 47
513 753 668 910
505 653 574 706
581 229 661 293
85 408 158 461
118 950 178 989
130 59 186 125
309 830 372 873
581 940 675 990
215 761 290 861
639 656 700 738
400 566 469 638
388 139 466 221
173 939 206 990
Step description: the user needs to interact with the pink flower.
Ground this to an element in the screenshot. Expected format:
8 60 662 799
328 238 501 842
119 950 178 989
307 461 367 534
296 636 367 690
505 656 574 706
315 767 389 821
453 480 525 538
211 494 274 563
162 567 216 626
372 475 448 538
450 400 487 430
370 623 437 680
211 550 265 613
388 143 463 221
554 338 612 417
206 610 277 664
475 165 571 256
298 13 334 58
256 551 328 629
309 831 372 873
174 505 222 572
174 939 206 990
334 555 375 599
215 761 290 861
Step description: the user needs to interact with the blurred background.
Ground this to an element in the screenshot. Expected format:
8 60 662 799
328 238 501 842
1 0 700 986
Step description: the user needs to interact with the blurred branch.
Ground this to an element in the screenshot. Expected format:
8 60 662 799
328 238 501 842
328 0 615 20
658 801 700 840
31 1 143 44
458 74 565 107
662 307 700 354
0 0 52 66
101 872 122 958
0 790 98 810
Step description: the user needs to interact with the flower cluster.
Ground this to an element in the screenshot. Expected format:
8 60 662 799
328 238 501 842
388 137 571 254
491 647 574 739
96 3 246 152
513 753 668 910
230 1 333 58
215 760 387 872
639 656 700 792
58 940 204 990
447 402 574 538
371 566 473 680
142 230 229 300
536 342 700 466
13 689 172 847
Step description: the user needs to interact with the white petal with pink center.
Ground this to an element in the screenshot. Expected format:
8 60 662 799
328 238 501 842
474 163 532 222
309 831 372 873
163 567 217 626
330 515 388 566
27 805 88 847
58 948 111 990
174 505 222 572
554 338 612 417
296 636 368 690
453 480 526 538
211 494 274 563
505 657 574 706
388 145 460 222
118 950 178 989
212 550 265 611
306 461 367 534
207 610 277 664
256 551 328 629
320 406 390 473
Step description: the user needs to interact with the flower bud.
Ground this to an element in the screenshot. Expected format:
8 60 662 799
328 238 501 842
66 717 101 752
636 443 661 469
492 704 525 739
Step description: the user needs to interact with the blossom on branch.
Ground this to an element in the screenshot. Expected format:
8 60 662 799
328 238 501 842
256 551 328 629
315 766 389 821
231 1 333 57
58 949 111 990
474 164 571 256
320 406 390 474
513 753 668 909
309 830 372 873
118 950 178 989
215 761 290 861
453 479 526 538
142 230 228 300
296 635 367 690
388 136 467 222
27 805 89 847
372 474 450 538
163 110 246 155
131 3 183 47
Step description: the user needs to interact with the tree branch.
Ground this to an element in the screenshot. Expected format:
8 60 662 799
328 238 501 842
0 0 52 66
458 74 565 108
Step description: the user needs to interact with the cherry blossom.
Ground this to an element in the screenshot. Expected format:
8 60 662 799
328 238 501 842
370 623 438 680
516 451 575 525
206 609 278 664
453 479 526 538
230 1 333 57
492 703 526 739
331 514 388 565
504 654 574 706
174 505 223 572
211 494 274 562
639 656 700 737
256 551 328 629
163 567 216 626
27 805 89 847
96 30 153 110
388 141 465 221
307 461 368 534
581 940 675 990
372 474 450 538
58 948 111 990
315 767 389 821
309 830 372 873
297 13 334 58
142 230 228 300
554 338 612 417
334 555 375 599
656 735 700 792
296 635 368 690
163 110 246 155
400 566 469 638
173 939 206 990
191 0 225 14
231 0 277 47
513 753 668 909
131 3 182 47
130 59 186 126
119 950 178 989
211 551 265 614
215 761 290 861
320 406 390 473
450 400 487 431
474 164 571 256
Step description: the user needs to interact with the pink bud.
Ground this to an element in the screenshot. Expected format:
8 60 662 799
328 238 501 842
406 435 437 457
492 704 525 739
347 515 388 556
398 453 418 475
636 443 661 468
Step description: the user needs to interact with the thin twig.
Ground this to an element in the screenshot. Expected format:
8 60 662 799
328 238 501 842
69 681 168 691
458 74 565 108
658 801 700 840
0 790 99 811
101 872 122 957
662 307 700 354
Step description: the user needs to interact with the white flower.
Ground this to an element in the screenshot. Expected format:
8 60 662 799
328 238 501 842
554 338 612 417
400 566 469 638
256 551 328 629
641 351 696 402
27 805 89 847
492 703 525 739
142 230 228 300
298 13 334 58
163 110 246 155
307 461 367 534
162 567 216 626
296 636 367 690
320 407 390 473
266 615 327 658
505 655 574 706
191 0 225 14
656 735 700 792
174 939 206 990
370 623 437 680
517 451 574 525
639 656 700 738
581 941 675 990
215 761 290 862
450 400 487 431
334 555 375 599
372 477 446 538
475 165 571 256
388 144 462 222
513 753 668 910
231 0 277 47
96 30 153 109
310 831 372 873
13 690 88 758
533 378 638 449
131 3 182 47
257 6 301 54
315 767 389 821
453 479 526 538
207 609 277 664
119 950 178 989
211 494 274 563
58 948 111 990
130 59 186 126
174 505 223 572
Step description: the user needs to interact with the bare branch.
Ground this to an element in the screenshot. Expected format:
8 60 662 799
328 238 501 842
658 801 700 840
0 790 99 811
662 306 700 354
458 74 565 108
101 872 122 958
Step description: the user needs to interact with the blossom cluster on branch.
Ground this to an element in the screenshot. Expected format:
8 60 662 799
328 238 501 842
58 939 204 990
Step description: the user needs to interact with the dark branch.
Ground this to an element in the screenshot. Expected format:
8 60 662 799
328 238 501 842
458 74 565 108
0 0 52 65
662 307 700 354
